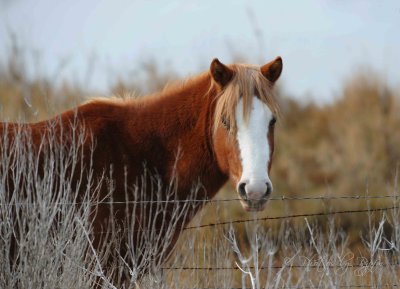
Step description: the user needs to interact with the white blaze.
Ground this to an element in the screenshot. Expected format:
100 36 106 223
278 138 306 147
236 97 273 199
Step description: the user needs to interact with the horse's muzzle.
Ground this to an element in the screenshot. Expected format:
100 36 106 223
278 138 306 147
237 180 272 211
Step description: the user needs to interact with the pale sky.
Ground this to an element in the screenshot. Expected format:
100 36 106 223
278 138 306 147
1 0 399 103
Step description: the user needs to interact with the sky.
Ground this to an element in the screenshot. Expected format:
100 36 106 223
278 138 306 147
0 0 399 103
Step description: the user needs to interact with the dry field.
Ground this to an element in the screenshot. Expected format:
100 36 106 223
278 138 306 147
1 48 400 288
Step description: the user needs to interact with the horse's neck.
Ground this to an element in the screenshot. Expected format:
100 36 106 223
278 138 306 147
126 75 227 200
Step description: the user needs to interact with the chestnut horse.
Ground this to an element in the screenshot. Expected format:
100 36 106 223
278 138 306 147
0 57 282 281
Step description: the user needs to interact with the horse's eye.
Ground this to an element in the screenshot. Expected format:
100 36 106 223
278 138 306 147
222 117 230 130
269 117 277 127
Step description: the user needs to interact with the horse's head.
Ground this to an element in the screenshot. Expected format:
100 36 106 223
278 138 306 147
211 57 282 212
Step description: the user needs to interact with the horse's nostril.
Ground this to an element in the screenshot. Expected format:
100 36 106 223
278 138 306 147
238 182 247 197
266 182 272 195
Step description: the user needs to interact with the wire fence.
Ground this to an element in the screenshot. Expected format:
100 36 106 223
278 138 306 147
89 204 399 236
1 193 400 206
184 205 399 230
158 198 400 289
173 284 400 289
169 282 400 288
162 262 400 270
3 193 400 288
0 191 400 289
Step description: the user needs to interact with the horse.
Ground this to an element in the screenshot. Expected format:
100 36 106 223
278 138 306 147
0 56 282 285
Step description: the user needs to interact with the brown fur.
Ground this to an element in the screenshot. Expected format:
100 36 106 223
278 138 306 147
213 63 279 134
0 57 282 282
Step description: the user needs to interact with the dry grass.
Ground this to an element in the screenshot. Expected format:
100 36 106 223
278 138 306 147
1 46 400 288
1 124 399 288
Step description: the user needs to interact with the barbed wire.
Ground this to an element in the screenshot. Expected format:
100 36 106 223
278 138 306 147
3 192 399 288
175 283 399 288
161 262 400 270
183 205 399 231
94 194 400 204
90 194 400 204
91 205 399 236
1 194 400 207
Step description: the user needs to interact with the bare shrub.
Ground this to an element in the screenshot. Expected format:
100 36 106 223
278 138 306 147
0 118 101 288
0 117 207 288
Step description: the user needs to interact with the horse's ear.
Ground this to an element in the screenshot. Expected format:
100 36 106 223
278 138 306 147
210 58 234 87
261 56 283 83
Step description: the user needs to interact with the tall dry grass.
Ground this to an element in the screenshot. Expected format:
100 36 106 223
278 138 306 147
1 122 399 288
1 46 400 288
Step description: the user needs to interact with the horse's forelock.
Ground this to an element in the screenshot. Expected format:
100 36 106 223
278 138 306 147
213 64 279 134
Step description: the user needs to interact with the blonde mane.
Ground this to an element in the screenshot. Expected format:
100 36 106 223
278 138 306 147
85 64 279 135
213 64 280 134
85 72 210 106
85 93 138 105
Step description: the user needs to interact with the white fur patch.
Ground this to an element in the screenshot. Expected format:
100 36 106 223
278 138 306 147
236 97 273 198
